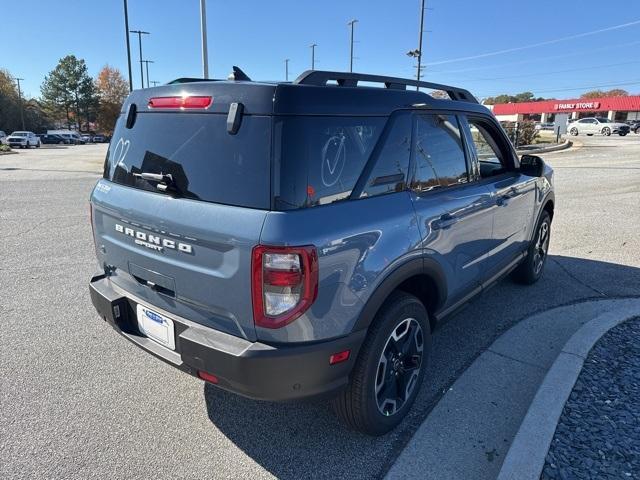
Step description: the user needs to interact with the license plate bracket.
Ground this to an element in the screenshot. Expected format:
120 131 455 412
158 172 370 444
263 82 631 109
136 304 176 350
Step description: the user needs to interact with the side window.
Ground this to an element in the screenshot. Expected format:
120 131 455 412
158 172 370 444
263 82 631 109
466 118 511 179
359 113 411 198
411 114 468 192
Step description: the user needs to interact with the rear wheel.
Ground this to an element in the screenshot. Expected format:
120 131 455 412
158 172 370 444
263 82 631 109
512 211 551 285
619 132 627 136
331 292 431 436
602 127 611 136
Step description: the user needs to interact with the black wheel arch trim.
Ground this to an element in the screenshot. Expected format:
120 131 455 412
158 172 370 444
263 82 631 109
352 256 447 333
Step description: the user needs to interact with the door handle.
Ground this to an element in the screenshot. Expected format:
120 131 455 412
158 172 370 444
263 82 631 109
432 213 458 230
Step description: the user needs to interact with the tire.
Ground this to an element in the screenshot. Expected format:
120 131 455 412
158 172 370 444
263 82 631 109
512 211 551 285
602 127 611 136
569 127 578 136
36 141 41 148
58 140 64 145
331 292 431 436
619 132 627 136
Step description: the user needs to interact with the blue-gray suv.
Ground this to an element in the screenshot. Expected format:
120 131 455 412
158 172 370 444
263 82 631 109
89 68 554 435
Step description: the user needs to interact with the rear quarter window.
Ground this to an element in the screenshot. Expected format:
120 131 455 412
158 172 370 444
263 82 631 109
273 116 385 210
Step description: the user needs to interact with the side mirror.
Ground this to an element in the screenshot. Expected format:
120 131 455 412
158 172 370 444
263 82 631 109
520 154 545 177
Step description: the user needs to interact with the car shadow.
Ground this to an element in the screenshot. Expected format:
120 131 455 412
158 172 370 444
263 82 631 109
203 255 640 479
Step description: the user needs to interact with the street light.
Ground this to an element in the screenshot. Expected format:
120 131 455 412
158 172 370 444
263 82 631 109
123 0 133 91
348 19 358 72
150 80 160 87
285 59 290 81
142 60 155 88
16 77 25 130
130 30 150 89
310 43 317 70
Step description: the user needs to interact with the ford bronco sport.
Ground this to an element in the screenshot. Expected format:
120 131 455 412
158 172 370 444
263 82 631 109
89 68 554 436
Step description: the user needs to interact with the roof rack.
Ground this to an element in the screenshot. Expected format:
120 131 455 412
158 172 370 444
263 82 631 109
293 70 478 104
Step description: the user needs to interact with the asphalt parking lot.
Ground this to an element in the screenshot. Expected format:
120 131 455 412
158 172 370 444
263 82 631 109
1 136 639 479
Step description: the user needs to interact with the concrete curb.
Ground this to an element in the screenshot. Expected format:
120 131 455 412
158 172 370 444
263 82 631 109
496 307 640 480
516 139 572 155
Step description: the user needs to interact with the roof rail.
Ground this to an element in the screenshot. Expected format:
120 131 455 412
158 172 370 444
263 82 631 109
293 70 478 104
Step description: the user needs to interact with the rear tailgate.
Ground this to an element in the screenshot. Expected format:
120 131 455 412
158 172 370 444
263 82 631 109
92 85 274 341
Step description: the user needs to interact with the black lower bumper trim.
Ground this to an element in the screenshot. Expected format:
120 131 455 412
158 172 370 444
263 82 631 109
89 274 366 401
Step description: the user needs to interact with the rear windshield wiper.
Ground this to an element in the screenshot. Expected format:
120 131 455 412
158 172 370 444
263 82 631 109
133 172 180 194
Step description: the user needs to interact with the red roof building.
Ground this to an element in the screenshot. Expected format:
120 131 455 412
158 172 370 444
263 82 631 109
488 96 640 123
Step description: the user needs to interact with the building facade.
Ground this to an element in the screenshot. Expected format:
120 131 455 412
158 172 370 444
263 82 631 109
487 96 640 123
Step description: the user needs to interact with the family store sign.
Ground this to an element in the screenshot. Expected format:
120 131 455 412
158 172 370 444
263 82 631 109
553 101 600 111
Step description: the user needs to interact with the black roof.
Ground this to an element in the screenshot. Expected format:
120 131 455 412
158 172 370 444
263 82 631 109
124 69 490 117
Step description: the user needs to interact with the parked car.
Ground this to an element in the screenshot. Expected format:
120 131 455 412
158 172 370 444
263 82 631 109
89 68 555 435
92 135 108 143
628 120 640 134
37 133 70 145
81 134 92 143
535 122 554 131
568 117 630 136
7 131 40 148
0 130 7 145
47 130 84 144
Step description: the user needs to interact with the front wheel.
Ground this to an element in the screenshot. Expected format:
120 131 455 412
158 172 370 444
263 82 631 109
619 132 627 136
602 127 611 136
569 127 578 136
331 292 431 436
512 211 551 285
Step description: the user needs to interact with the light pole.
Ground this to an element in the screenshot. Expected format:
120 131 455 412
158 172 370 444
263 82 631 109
416 0 425 85
285 59 290 81
130 30 150 89
123 0 133 91
16 77 25 130
348 19 358 72
150 80 160 87
142 60 154 88
200 0 209 78
310 43 317 70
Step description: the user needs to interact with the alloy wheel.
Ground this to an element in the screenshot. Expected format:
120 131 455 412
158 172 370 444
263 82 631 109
533 221 550 275
375 318 424 416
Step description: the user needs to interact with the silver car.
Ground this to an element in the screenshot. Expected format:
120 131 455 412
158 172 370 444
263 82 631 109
569 117 630 136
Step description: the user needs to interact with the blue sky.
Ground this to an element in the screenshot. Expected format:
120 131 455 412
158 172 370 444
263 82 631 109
3 0 639 101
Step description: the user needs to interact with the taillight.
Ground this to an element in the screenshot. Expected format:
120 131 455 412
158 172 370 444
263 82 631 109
252 245 318 329
147 96 212 109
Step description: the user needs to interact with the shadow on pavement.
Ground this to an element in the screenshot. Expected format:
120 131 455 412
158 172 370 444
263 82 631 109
204 255 639 479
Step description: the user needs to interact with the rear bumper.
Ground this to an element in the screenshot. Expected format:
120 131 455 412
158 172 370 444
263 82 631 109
89 274 365 401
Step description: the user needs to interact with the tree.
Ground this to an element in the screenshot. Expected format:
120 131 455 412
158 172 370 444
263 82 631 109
0 69 53 132
95 65 129 134
41 55 97 130
581 89 628 99
484 92 548 105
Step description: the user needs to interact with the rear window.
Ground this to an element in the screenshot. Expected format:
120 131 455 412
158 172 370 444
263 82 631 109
104 113 271 209
273 116 385 210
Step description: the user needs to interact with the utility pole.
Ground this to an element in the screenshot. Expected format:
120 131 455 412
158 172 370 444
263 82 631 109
130 30 150 89
348 19 358 72
310 43 317 70
142 60 154 88
200 0 209 78
285 59 290 81
150 81 160 87
416 0 425 86
123 0 133 91
16 77 25 130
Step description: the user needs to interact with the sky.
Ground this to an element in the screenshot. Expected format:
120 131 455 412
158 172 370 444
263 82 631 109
2 0 640 101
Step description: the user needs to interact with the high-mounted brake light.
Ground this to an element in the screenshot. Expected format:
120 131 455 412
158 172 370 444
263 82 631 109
148 96 212 109
252 245 318 329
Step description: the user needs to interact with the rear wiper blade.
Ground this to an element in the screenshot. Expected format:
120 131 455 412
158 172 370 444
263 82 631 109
133 172 179 193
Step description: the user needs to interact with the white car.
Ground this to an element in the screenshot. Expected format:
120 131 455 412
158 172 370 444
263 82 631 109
6 131 41 148
0 130 7 145
568 117 630 136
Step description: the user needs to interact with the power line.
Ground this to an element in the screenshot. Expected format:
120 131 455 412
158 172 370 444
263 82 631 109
426 19 640 66
428 41 640 75
463 60 640 82
478 79 640 97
